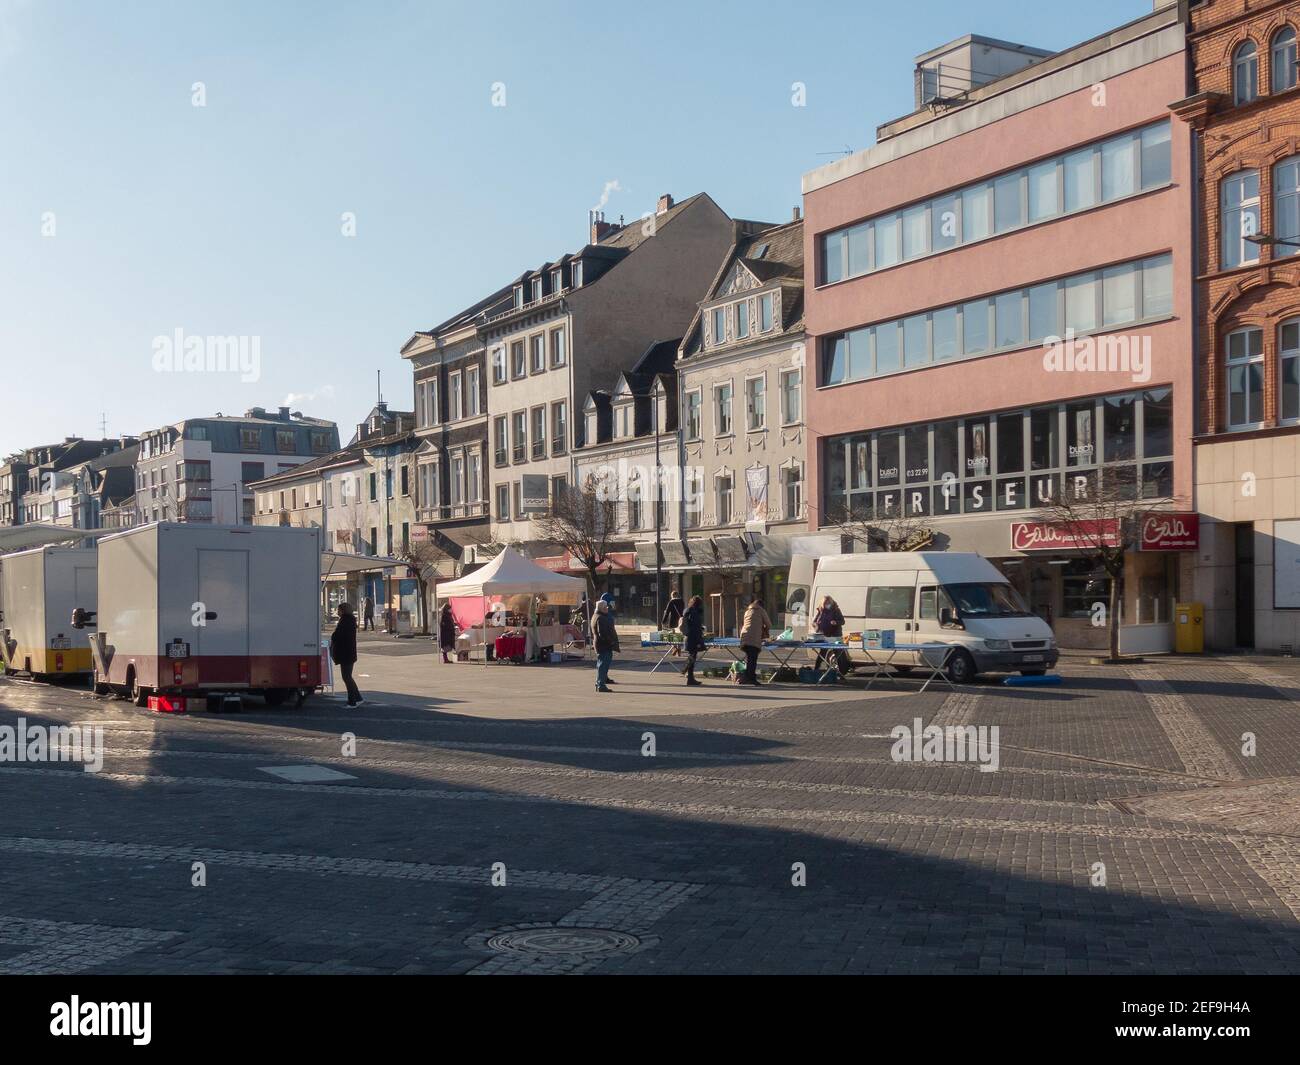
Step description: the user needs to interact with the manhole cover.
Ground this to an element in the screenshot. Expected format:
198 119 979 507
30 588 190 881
473 925 642 958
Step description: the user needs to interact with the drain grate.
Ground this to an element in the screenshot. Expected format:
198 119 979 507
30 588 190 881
472 925 642 958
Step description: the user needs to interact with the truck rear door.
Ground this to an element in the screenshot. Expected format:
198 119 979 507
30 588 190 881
198 550 250 679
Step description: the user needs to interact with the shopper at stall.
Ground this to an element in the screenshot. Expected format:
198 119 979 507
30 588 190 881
330 602 364 707
662 588 685 657
738 596 772 686
439 602 457 664
682 595 706 687
598 592 618 682
593 600 619 693
813 594 847 674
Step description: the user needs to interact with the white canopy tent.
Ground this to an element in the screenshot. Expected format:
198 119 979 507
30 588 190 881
436 547 585 664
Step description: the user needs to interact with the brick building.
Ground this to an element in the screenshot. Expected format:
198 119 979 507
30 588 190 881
1173 0 1300 649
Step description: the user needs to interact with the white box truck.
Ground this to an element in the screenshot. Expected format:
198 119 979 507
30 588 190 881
0 545 98 679
788 551 1058 683
75 523 323 706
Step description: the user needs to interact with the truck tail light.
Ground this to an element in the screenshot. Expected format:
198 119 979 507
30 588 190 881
173 661 184 686
298 659 309 683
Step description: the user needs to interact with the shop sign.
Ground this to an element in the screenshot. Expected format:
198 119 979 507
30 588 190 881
1140 512 1198 551
1010 519 1120 552
521 474 549 513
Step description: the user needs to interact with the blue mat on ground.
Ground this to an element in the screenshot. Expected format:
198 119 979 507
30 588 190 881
1003 673 1063 686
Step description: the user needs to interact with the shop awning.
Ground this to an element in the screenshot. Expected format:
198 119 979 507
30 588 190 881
321 551 409 577
0 524 101 554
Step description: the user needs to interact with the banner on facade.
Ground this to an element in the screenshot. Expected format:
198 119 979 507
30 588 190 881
521 474 549 513
745 466 769 524
1139 512 1198 551
1010 519 1120 551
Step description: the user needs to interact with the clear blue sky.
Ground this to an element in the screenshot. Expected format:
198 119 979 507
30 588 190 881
0 0 1151 456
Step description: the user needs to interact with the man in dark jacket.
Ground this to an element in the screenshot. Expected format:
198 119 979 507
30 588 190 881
661 588 685 657
330 602 364 707
681 595 706 686
593 600 619 693
813 595 848 675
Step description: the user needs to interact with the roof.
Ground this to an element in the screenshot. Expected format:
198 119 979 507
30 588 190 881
81 444 140 472
435 546 585 598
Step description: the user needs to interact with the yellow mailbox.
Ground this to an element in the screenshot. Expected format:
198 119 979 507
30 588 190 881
1174 602 1204 654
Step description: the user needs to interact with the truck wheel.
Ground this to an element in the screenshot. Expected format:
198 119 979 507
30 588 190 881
129 673 149 707
946 650 977 685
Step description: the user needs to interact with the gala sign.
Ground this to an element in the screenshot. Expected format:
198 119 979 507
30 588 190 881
1139 512 1199 551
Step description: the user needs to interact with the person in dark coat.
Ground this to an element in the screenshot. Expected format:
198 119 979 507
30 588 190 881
681 595 706 686
661 588 685 657
597 592 618 682
438 602 457 663
361 595 375 632
330 602 364 707
813 594 848 675
593 600 619 693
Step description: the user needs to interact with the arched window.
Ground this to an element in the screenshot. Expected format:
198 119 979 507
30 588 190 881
1234 40 1259 104
1226 327 1265 429
1221 170 1261 269
1275 155 1300 257
1273 27 1298 93
1280 319 1300 422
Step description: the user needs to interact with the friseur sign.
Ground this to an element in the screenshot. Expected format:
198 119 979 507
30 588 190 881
1139 512 1199 551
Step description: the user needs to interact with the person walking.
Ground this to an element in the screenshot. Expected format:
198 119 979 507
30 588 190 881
661 588 685 657
361 595 375 632
330 602 364 707
813 594 847 675
681 594 706 687
593 600 619 693
438 602 457 664
738 596 772 686
598 592 617 683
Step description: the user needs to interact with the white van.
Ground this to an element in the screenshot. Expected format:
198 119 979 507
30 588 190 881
788 551 1058 683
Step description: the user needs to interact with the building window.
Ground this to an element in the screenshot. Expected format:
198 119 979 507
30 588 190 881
745 375 766 430
241 462 264 483
1274 155 1300 256
1234 41 1259 104
531 277 542 302
550 327 566 367
449 371 463 421
1062 559 1111 619
615 402 632 440
685 389 702 440
1273 27 1297 94
512 411 527 463
513 286 523 309
780 369 802 425
1227 326 1258 426
466 366 481 416
449 454 464 509
400 464 410 496
531 407 546 459
513 481 524 520
311 430 331 454
240 428 262 452
735 300 750 339
571 261 583 288
817 121 1172 285
495 483 509 521
627 480 642 531
760 292 774 332
1282 320 1300 423
551 401 567 455
467 451 481 503
716 383 733 436
782 465 802 520
1221 171 1261 269
821 254 1172 385
511 341 526 379
276 430 296 454
494 416 508 466
419 462 439 513
711 307 726 345
550 475 568 514
530 334 545 373
716 474 733 525
492 347 507 385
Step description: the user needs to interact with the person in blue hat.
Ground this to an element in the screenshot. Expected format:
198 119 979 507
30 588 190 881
597 592 617 683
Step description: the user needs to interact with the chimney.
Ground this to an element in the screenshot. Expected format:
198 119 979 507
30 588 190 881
590 209 616 244
656 194 674 215
792 206 801 222
279 406 291 421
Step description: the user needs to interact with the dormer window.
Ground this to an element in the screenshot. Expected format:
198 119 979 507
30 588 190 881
736 301 750 339
584 409 598 446
760 292 775 331
513 286 524 309
615 402 633 439
572 261 583 288
711 306 726 345
552 269 563 292
531 277 543 302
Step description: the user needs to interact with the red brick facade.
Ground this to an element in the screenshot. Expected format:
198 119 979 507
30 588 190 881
1173 0 1300 437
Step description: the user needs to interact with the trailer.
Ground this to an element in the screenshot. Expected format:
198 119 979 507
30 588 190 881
77 523 323 707
0 545 98 679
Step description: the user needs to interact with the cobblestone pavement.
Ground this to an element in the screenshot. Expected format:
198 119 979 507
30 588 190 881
1 650 1299 974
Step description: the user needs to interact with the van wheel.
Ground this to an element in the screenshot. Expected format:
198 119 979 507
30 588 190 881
946 651 977 684
893 665 914 675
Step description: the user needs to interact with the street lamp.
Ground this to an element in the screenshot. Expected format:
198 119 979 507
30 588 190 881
1246 232 1300 250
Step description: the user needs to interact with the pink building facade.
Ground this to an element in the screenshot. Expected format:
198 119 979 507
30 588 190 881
802 6 1196 650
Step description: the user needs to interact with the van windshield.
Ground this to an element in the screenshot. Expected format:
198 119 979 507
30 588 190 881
943 583 1032 619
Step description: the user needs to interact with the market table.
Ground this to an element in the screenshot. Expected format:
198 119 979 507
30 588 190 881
857 641 960 693
638 637 851 684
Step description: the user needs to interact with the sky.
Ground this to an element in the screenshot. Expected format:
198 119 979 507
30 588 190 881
0 0 1152 456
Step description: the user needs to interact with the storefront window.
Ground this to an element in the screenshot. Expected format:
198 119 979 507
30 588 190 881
1062 559 1110 619
905 425 929 482
851 436 871 490
964 419 991 479
996 412 1024 474
876 432 900 487
1030 408 1058 470
1143 388 1172 457
1103 394 1136 463
934 421 960 482
1066 401 1096 467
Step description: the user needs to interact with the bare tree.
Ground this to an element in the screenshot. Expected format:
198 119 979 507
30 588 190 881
818 498 936 552
532 475 621 593
398 538 457 634
1033 480 1183 663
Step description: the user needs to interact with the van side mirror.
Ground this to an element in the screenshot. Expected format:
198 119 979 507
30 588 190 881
939 607 958 628
71 607 96 630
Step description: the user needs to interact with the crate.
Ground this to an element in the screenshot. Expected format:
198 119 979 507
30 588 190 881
148 695 187 714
